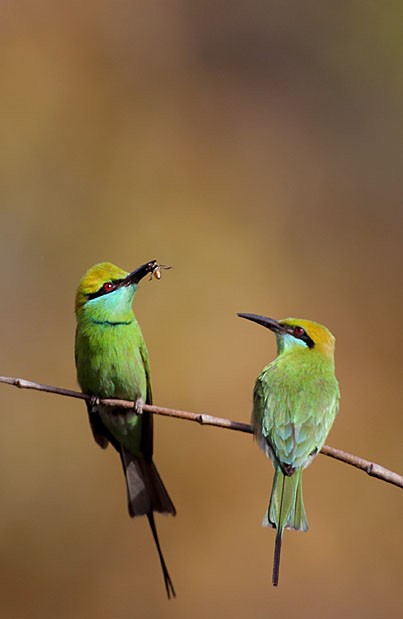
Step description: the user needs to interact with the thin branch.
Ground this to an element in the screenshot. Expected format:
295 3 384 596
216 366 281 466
1 375 402 490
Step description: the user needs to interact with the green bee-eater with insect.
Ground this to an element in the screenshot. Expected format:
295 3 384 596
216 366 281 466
75 260 175 598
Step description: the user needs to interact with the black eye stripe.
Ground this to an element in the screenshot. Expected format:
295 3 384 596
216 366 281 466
302 333 315 348
87 279 123 300
283 323 315 349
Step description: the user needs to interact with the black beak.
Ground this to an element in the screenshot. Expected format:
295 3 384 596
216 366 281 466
122 260 158 286
237 313 286 334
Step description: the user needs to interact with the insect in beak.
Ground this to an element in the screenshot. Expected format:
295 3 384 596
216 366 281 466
149 264 172 281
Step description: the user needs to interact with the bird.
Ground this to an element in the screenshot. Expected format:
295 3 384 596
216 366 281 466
75 260 176 598
237 314 340 586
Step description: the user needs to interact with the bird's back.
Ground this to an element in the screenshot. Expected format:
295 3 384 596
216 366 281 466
253 349 339 471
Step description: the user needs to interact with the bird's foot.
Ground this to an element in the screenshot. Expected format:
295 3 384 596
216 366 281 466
89 395 100 411
134 398 144 415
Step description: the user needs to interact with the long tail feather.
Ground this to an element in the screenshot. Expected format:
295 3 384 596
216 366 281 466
147 513 176 599
120 447 176 598
272 470 286 586
272 529 282 586
265 467 308 586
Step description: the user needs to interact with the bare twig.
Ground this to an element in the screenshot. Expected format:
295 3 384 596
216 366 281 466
1 375 402 490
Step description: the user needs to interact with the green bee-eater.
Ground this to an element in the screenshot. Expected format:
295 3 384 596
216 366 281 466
238 314 340 586
75 260 176 598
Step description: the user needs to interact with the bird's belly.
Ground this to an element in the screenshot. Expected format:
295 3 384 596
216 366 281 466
76 324 149 456
77 336 147 401
92 360 146 401
99 405 142 455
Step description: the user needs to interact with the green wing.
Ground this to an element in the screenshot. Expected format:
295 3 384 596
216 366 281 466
139 339 154 461
139 339 153 405
253 359 339 471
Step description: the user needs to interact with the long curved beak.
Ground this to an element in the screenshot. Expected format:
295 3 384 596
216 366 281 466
122 260 158 286
237 313 286 334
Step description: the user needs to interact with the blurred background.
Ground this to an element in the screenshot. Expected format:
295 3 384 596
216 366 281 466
0 2 402 618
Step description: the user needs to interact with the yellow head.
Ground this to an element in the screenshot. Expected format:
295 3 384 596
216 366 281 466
238 313 336 360
75 262 129 313
279 317 335 359
75 259 160 318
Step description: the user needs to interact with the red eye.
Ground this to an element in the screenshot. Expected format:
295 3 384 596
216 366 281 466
294 326 305 337
103 282 114 292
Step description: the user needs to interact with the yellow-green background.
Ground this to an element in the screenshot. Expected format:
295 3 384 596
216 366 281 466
1 3 402 618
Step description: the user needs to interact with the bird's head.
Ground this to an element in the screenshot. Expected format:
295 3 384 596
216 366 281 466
75 260 158 319
237 314 336 360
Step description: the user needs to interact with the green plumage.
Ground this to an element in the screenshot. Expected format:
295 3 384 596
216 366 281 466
75 310 150 455
75 261 175 598
239 314 340 586
253 349 339 472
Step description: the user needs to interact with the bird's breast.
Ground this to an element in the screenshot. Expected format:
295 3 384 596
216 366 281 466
75 322 147 401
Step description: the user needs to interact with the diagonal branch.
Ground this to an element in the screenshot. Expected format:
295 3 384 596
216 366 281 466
1 375 402 490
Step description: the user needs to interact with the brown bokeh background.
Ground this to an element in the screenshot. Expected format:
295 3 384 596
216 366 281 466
1 3 402 618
